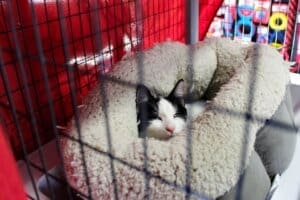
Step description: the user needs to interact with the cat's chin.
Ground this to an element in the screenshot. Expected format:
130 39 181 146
146 129 173 140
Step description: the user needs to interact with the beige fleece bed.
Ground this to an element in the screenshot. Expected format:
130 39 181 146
61 38 290 199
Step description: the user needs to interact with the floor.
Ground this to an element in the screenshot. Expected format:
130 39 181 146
18 141 59 200
18 73 300 200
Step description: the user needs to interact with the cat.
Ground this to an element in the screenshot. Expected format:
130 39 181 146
136 79 206 140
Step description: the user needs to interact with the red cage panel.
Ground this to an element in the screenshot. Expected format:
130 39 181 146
0 0 189 159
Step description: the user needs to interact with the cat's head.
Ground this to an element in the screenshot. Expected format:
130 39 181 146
136 79 187 139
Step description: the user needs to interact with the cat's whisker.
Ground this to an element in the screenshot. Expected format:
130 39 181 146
77 104 86 109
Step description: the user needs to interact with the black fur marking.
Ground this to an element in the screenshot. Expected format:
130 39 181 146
136 80 187 137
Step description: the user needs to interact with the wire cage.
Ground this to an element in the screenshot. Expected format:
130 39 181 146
0 0 190 158
0 0 299 199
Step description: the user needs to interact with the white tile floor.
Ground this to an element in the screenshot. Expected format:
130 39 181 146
18 141 59 200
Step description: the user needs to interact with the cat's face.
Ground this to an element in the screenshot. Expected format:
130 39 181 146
136 80 187 140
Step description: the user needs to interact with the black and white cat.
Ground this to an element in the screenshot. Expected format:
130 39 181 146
136 79 206 140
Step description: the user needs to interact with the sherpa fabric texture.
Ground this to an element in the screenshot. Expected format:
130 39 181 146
61 38 290 199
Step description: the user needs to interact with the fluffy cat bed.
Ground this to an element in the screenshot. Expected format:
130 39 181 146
61 38 290 199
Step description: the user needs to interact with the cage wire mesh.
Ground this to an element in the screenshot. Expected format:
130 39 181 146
0 0 298 199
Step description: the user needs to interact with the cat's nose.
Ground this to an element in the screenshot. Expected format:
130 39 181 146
166 126 175 134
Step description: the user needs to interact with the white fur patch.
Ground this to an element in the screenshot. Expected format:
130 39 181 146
146 98 186 140
186 101 207 121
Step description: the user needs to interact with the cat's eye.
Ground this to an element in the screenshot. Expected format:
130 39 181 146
158 116 162 120
173 113 178 118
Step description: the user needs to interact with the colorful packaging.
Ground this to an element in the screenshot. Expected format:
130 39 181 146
206 0 292 54
224 6 236 37
238 0 254 6
268 3 289 49
207 17 224 37
253 0 271 24
234 5 255 42
257 25 269 43
272 3 289 13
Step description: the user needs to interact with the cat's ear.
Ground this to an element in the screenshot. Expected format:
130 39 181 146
136 85 154 104
168 79 186 99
